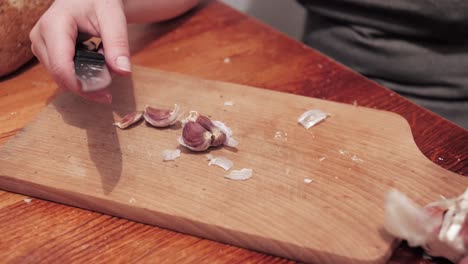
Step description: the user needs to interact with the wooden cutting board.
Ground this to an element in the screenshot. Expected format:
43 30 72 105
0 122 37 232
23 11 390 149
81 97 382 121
0 66 466 263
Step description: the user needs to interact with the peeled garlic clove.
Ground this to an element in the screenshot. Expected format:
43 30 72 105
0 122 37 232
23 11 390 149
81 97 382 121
113 111 144 129
144 104 180 127
180 121 212 151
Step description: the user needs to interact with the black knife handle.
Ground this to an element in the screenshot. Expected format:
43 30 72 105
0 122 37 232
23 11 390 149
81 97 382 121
74 40 105 64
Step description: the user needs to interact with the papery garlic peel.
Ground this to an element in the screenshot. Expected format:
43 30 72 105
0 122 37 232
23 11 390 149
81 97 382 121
207 155 233 170
212 120 238 147
225 168 252 181
298 109 329 129
161 149 181 161
385 188 468 263
113 111 144 129
144 104 180 127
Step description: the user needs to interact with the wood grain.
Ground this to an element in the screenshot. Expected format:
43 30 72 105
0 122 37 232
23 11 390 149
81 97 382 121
0 1 466 263
1 67 467 263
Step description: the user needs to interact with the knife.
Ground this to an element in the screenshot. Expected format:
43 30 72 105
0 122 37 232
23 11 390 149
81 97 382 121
73 39 112 93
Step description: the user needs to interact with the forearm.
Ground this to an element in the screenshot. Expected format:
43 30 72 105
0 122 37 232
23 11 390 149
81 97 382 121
123 0 200 24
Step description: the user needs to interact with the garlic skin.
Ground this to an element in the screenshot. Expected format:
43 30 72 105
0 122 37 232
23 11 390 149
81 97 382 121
298 109 329 129
385 189 439 247
212 120 238 147
144 104 180 127
426 190 468 261
161 149 181 161
210 129 227 147
225 168 253 181
385 189 468 263
113 111 144 129
304 178 313 184
181 111 200 127
180 121 212 151
206 154 233 170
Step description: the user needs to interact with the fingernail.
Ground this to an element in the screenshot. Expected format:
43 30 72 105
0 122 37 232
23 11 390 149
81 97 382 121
116 56 132 72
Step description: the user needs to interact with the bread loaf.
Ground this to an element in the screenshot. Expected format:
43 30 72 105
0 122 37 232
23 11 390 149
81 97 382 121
0 0 53 77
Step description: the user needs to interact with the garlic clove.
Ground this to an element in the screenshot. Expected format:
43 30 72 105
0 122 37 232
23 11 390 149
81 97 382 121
180 111 239 150
196 115 226 147
196 115 217 131
180 121 212 151
113 111 144 129
212 120 238 147
210 129 227 147
181 111 200 127
144 104 180 127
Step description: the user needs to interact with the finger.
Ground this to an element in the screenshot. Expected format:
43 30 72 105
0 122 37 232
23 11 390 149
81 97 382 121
459 256 468 264
461 217 468 249
96 0 131 75
39 14 81 93
29 27 50 67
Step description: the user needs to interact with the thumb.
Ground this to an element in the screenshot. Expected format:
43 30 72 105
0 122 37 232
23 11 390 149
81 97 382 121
97 0 131 75
459 256 468 264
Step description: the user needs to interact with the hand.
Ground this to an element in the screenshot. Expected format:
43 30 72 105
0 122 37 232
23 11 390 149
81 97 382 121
460 223 468 264
30 0 131 102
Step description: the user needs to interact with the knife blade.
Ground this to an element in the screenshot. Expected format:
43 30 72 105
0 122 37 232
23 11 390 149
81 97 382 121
73 40 112 93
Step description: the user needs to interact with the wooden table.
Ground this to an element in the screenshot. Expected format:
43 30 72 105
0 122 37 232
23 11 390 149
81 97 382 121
0 1 466 263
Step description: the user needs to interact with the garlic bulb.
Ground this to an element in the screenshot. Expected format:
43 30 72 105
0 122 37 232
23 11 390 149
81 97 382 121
179 111 238 151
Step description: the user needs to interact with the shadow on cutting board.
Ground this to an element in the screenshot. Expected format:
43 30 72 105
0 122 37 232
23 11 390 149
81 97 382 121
51 76 136 195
